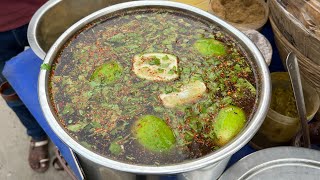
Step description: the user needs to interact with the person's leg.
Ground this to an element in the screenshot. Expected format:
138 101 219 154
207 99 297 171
0 24 47 140
0 29 22 82
9 100 48 140
0 24 49 172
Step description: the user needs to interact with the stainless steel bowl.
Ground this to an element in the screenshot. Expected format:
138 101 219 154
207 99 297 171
38 1 271 179
219 147 320 180
28 0 131 59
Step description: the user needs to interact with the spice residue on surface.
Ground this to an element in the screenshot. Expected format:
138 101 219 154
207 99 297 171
49 8 257 165
211 0 265 24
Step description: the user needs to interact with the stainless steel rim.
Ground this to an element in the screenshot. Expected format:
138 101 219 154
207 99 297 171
219 146 320 180
28 0 62 59
39 1 271 174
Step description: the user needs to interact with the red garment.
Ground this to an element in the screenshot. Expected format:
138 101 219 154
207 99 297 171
0 0 46 32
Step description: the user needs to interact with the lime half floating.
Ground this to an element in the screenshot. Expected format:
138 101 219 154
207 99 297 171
90 61 123 84
212 105 246 146
132 115 175 152
132 53 179 81
194 38 226 57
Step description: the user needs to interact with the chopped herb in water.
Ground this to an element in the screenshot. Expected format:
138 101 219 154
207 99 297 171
49 8 257 165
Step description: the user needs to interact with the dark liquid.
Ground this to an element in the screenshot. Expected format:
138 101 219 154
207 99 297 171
49 8 257 165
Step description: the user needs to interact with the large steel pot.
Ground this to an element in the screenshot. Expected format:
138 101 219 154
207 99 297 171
38 1 271 180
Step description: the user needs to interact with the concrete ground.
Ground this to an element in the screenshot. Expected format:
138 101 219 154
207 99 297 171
0 97 69 180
